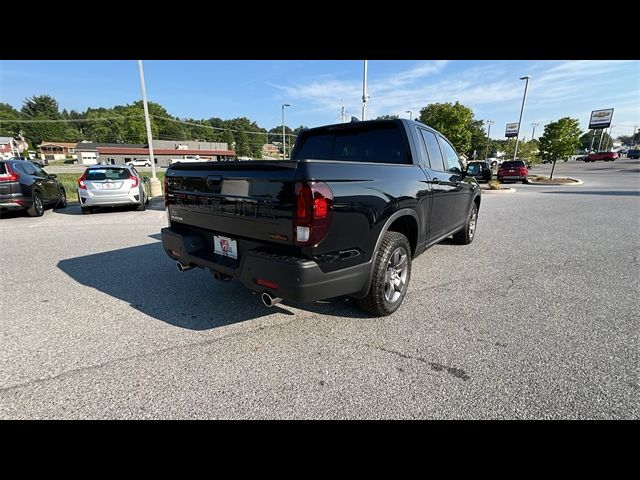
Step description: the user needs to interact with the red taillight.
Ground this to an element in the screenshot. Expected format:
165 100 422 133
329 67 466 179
78 171 87 190
294 181 334 246
255 278 279 290
129 175 139 188
0 164 20 182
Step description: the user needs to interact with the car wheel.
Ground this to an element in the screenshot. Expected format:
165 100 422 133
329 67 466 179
55 188 67 209
27 192 44 217
522 178 528 184
356 231 412 317
453 203 478 245
136 196 146 211
81 206 92 214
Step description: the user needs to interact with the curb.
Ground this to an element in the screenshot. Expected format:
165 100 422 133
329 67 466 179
481 187 517 193
526 177 584 186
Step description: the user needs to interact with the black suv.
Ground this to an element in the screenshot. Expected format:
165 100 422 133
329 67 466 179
467 161 492 182
0 158 67 217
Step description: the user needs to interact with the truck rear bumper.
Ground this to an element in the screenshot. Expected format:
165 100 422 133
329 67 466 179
161 227 370 303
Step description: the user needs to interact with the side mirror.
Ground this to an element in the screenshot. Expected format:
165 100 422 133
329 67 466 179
465 164 480 176
49 173 57 178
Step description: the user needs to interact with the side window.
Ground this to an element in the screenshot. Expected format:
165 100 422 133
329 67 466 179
419 129 446 171
438 137 462 173
21 162 38 175
33 165 48 177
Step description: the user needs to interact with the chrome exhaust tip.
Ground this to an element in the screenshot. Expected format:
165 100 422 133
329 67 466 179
176 261 194 272
261 292 282 308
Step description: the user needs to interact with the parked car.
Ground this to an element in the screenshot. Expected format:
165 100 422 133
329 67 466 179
583 151 619 162
125 159 152 167
161 119 482 316
0 158 67 217
467 161 492 182
498 160 528 183
77 164 150 214
626 149 640 159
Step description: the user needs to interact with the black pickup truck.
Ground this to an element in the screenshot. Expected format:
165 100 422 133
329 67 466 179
161 119 481 316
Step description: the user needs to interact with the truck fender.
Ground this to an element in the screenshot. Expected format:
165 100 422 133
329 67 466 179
351 208 420 299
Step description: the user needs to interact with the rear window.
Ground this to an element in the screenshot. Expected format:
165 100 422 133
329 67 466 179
86 168 131 181
501 161 525 168
294 123 410 164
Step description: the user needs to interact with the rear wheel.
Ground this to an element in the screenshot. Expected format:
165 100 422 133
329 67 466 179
136 196 146 211
356 231 412 317
453 203 478 245
55 188 67 209
27 192 44 217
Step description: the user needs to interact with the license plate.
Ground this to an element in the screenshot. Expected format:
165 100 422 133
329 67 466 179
214 235 238 259
104 182 115 189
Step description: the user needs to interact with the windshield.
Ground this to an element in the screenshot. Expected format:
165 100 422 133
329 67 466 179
86 168 131 181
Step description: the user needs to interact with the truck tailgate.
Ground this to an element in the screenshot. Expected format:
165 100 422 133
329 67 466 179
165 161 298 245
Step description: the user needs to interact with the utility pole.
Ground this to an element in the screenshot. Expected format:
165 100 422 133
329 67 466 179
281 103 290 160
531 122 539 141
361 60 369 121
513 76 531 160
341 99 345 123
137 60 161 197
483 120 494 160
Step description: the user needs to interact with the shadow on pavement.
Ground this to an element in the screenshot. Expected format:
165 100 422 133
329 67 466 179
57 239 368 331
540 190 640 197
54 198 166 215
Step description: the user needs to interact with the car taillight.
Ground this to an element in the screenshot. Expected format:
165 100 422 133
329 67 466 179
77 171 88 189
294 181 333 246
130 175 139 188
0 164 20 182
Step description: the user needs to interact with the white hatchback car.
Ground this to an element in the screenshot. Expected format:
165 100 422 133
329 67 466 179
124 159 152 167
77 165 150 214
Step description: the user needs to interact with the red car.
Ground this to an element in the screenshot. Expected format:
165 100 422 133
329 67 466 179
583 151 618 162
497 160 528 183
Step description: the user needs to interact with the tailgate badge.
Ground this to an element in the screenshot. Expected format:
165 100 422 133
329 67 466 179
269 233 288 241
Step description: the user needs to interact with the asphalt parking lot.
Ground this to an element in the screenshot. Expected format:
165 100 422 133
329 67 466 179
1 158 638 419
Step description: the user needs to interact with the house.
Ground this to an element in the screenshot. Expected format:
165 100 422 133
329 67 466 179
262 143 280 156
38 142 78 161
74 142 146 165
95 146 236 167
0 137 20 159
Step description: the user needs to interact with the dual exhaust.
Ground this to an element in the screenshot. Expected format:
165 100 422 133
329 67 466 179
176 261 281 308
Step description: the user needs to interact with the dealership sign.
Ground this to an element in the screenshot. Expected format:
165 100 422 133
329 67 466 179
589 109 614 129
505 123 519 138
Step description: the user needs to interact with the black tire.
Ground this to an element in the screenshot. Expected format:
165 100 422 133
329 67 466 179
81 206 92 214
55 188 67 209
453 202 478 245
27 192 44 217
522 178 528 184
136 197 146 211
356 231 412 317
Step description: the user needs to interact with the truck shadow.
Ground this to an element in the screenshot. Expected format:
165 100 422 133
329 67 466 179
57 240 367 331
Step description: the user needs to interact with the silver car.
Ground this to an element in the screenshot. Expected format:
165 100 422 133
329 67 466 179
77 165 150 214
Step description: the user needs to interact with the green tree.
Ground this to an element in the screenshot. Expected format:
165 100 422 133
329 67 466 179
235 129 251 157
418 102 474 154
223 130 234 150
20 95 77 146
375 114 399 120
469 119 488 159
500 139 540 165
579 130 614 152
538 117 582 179
0 103 22 137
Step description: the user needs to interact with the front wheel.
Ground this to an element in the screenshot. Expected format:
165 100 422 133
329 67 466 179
453 203 478 245
55 188 67 209
356 231 412 317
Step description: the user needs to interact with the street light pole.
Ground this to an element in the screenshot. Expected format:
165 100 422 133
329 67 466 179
282 103 290 160
362 60 369 121
137 60 161 197
531 122 539 141
513 75 531 161
483 120 494 160
405 110 413 120
341 99 345 123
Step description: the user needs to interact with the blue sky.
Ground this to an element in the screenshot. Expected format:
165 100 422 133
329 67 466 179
1 60 638 138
